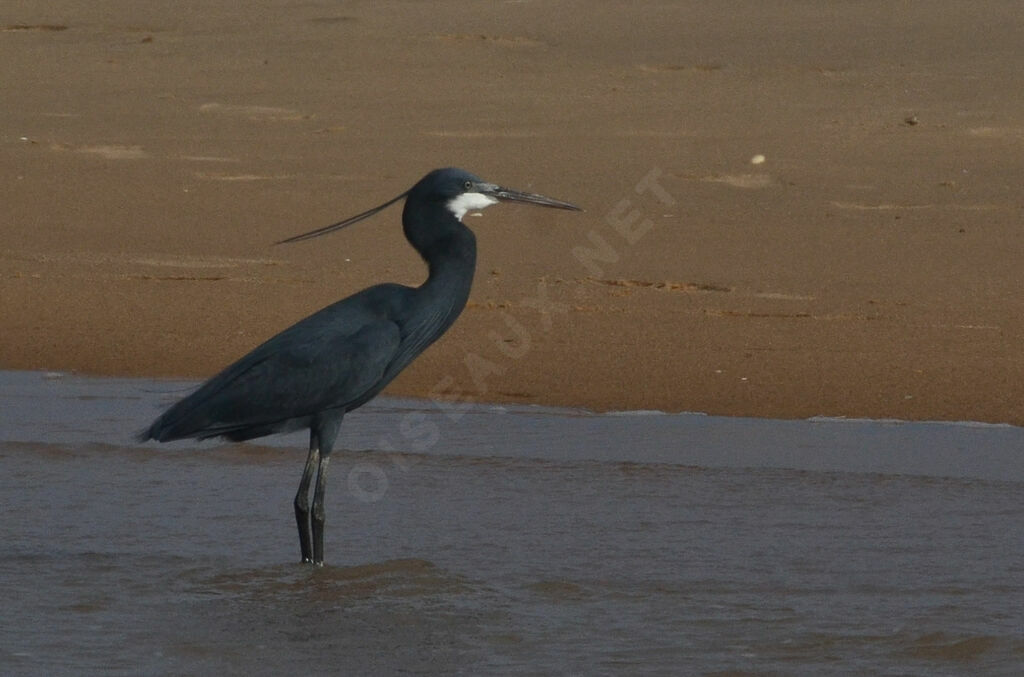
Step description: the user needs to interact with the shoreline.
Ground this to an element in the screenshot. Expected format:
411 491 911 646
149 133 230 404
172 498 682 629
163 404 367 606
14 366 1024 431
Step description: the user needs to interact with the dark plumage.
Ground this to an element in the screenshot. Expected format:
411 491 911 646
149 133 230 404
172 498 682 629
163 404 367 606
141 167 580 565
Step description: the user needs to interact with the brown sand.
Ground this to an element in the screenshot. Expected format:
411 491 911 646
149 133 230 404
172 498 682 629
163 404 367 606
3 2 1024 423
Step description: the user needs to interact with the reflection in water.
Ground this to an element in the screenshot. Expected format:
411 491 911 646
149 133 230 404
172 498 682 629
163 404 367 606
1 371 1023 675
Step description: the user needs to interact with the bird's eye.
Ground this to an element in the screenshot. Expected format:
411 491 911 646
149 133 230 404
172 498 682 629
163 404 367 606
463 180 472 190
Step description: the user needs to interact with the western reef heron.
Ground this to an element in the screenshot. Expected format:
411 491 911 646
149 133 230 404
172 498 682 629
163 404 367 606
141 167 581 565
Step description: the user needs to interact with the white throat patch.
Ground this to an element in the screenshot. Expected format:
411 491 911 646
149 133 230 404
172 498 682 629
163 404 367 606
447 192 499 221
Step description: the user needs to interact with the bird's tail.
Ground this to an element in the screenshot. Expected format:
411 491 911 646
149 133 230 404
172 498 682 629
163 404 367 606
138 392 218 443
138 411 185 443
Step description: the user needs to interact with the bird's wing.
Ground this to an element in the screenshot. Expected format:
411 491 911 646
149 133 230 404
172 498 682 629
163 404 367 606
146 314 402 441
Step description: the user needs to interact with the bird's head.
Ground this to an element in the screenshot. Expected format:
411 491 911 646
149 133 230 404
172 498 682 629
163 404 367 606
278 167 580 244
410 167 582 222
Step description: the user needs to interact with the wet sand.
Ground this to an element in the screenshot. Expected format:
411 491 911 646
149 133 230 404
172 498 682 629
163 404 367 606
2 370 1023 675
4 2 1024 423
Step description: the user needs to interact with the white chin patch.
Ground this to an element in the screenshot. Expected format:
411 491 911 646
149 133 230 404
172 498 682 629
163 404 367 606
447 192 499 221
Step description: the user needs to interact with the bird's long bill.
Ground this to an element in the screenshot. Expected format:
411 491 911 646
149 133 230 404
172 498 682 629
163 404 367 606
276 190 409 244
485 186 583 212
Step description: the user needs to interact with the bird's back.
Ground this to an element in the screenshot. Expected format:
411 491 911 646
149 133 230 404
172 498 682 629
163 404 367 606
142 283 414 443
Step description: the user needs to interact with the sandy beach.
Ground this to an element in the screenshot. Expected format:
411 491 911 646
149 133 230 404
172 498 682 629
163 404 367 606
3 1 1024 424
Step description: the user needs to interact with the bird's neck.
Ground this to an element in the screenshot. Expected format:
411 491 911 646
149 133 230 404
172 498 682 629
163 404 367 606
420 225 476 302
402 205 477 329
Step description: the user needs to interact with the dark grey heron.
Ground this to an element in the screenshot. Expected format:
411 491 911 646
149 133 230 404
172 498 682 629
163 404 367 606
141 167 581 565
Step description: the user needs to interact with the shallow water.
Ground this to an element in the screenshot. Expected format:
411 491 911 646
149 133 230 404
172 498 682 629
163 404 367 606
1 370 1022 675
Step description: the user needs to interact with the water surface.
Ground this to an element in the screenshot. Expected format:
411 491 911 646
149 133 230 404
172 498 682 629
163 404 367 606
1 371 1022 675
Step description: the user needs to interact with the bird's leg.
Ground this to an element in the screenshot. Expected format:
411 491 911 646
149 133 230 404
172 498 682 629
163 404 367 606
294 433 320 563
309 412 343 566
311 450 333 566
